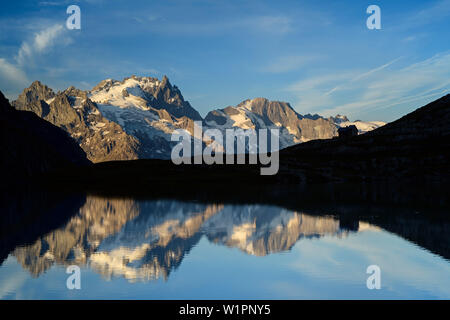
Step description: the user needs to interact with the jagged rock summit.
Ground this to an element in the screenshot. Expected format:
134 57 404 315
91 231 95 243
13 81 142 162
12 76 384 162
90 75 202 121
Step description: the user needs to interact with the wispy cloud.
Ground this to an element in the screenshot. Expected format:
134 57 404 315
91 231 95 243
132 15 159 24
0 23 70 98
286 72 355 112
324 57 403 96
261 55 322 74
247 15 292 34
38 1 66 6
287 53 450 120
0 58 29 95
133 14 294 36
15 24 66 65
402 0 450 28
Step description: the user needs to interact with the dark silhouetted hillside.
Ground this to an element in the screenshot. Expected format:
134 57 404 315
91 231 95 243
281 94 450 182
0 90 90 184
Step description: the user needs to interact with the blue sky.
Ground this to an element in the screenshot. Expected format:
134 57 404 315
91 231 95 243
0 0 449 121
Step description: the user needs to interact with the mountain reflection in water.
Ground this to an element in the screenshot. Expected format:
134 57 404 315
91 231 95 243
1 187 450 299
11 196 364 282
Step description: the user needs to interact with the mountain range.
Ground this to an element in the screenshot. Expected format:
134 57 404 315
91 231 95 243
11 75 385 162
31 91 447 195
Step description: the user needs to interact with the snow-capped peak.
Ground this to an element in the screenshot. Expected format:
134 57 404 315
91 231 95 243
89 76 160 110
337 120 386 134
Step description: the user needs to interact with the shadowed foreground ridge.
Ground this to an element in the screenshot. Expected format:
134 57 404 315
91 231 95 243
281 94 450 182
0 90 90 183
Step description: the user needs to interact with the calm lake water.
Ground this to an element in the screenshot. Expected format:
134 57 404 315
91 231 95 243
1 195 450 299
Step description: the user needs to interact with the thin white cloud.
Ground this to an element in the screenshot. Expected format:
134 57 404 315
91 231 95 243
287 53 450 120
38 1 66 6
0 58 29 98
262 55 322 74
325 57 403 96
352 57 403 82
16 24 66 66
0 24 69 98
403 0 450 28
247 15 292 34
286 72 355 111
137 14 293 36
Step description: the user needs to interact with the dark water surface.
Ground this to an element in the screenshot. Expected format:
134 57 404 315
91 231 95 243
1 186 449 299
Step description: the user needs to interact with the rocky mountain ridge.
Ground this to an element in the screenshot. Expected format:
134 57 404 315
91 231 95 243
204 97 340 147
12 76 384 162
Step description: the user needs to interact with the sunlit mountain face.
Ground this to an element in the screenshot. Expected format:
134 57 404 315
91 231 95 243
10 196 359 282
